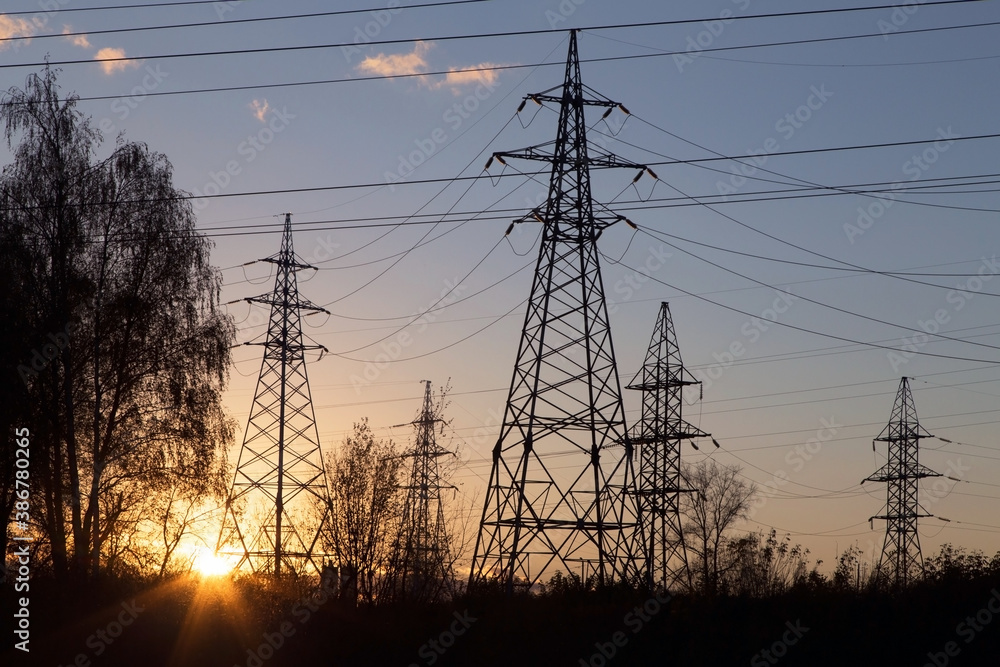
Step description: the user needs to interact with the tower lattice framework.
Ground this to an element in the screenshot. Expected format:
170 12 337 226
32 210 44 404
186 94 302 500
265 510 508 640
471 31 649 593
627 302 706 592
863 376 940 588
218 213 331 577
388 381 456 602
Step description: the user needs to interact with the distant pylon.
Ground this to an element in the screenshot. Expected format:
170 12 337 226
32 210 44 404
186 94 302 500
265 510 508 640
863 376 940 588
627 302 707 592
217 213 331 577
388 381 456 602
470 31 650 593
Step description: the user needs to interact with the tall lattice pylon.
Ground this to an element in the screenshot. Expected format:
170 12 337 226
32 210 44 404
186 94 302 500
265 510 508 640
627 302 706 592
863 376 940 588
387 381 456 602
470 31 649 593
217 213 331 577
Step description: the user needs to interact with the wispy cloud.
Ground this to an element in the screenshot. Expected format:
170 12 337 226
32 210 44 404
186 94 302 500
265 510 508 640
0 16 36 51
62 26 91 49
249 98 271 123
432 67 501 93
356 41 504 93
358 40 433 78
94 47 140 75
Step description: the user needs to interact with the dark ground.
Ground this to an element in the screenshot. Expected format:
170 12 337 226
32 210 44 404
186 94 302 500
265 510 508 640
3 575 1000 667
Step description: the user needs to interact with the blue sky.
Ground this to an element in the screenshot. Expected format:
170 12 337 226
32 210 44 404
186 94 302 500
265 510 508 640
3 0 999 570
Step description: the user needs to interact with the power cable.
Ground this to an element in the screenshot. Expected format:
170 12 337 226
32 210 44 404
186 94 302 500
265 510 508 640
1 1 492 42
600 249 1000 366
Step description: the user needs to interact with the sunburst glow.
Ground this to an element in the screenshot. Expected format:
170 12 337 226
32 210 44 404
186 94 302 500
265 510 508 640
191 546 235 577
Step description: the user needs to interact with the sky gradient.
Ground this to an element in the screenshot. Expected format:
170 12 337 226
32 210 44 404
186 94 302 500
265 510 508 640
3 0 999 572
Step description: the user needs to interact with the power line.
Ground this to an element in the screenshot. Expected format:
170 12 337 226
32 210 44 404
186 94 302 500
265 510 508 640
2 0 254 15
595 122 1000 215
587 29 1000 70
634 227 1000 351
4 15 998 72
614 127 1000 306
638 217 1000 283
4 0 979 38
1 1 491 42
601 250 1000 367
189 171 1000 237
6 132 999 216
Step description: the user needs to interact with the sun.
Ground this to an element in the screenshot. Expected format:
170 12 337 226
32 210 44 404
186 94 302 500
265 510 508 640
191 546 235 577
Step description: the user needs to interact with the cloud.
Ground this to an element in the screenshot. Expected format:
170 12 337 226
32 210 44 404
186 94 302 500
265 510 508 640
94 47 140 74
62 25 91 49
432 66 502 93
249 98 271 123
0 16 36 51
358 40 433 78
356 41 504 93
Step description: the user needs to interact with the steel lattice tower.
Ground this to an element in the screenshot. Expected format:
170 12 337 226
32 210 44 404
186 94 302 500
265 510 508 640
388 381 455 602
217 213 331 577
627 302 706 592
471 31 648 593
863 377 940 588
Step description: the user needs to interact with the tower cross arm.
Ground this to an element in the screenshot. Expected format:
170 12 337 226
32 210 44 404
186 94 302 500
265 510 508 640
527 93 619 109
863 464 942 484
259 255 320 272
492 147 646 171
243 294 330 315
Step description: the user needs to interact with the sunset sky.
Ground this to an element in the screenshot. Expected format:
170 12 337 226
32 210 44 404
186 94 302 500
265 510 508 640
3 0 999 570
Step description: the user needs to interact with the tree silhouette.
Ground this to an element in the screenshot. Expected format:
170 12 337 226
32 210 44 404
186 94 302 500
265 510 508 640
680 460 756 595
1 66 235 581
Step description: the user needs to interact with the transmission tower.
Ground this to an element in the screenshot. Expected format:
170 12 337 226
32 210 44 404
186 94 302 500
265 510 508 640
388 381 456 602
863 376 940 588
217 213 331 577
471 30 651 593
627 302 707 592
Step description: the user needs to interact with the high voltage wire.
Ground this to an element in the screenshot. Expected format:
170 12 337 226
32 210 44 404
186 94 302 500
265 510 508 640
634 226 1000 349
593 120 1000 215
640 218 1000 283
315 416 1000 491
291 375 1000 425
399 122 1000 366
448 413 1000 483
2 0 260 15
604 125 1000 309
502 158 1000 310
624 113 1000 263
0 1 491 42
600 250 1000 366
296 363 1000 505
308 112 532 326
225 257 995 334
6 132 999 217
2 0 979 41
594 115 1000 200
3 16 998 73
416 416 1000 468
586 29 1000 70
229 248 1000 375
198 171 1000 238
233 283 1000 372
683 327 1000 373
